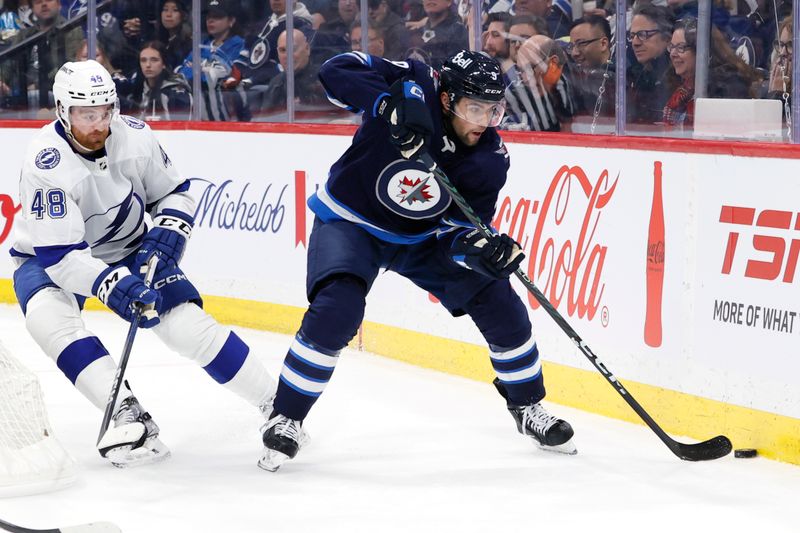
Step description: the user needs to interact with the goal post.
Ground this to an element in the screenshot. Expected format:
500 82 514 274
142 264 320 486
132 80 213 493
0 341 77 497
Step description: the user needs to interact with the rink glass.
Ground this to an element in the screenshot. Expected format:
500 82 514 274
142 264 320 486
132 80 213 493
0 0 797 143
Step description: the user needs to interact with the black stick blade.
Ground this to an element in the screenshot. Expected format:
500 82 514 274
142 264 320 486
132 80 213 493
674 435 732 461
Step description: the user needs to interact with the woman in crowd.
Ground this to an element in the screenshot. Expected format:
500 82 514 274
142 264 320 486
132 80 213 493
129 40 192 120
157 0 193 72
765 16 792 103
662 17 758 129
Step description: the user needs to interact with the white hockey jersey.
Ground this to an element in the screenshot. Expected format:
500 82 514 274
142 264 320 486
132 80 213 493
12 114 195 297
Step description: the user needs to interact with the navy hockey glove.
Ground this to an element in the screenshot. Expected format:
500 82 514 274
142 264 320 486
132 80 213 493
450 229 525 279
135 210 193 270
93 266 161 328
377 79 434 159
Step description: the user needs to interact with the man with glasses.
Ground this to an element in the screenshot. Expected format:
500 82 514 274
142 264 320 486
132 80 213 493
11 59 288 468
259 49 576 471
627 4 673 125
568 15 615 122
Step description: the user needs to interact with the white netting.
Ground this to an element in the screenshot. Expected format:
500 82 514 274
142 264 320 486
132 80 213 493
0 341 76 497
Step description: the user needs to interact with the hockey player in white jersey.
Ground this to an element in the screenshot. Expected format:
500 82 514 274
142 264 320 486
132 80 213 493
10 60 283 468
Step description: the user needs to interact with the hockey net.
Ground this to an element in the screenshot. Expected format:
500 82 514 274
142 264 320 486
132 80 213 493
0 341 76 497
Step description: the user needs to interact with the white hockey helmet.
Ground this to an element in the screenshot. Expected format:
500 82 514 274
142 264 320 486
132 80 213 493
53 60 119 133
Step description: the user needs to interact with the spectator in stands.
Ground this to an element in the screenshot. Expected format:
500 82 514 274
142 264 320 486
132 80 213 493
9 0 84 109
406 0 467 69
108 0 159 76
260 27 328 114
221 0 319 121
319 0 358 39
506 14 548 83
0 1 25 48
157 0 192 71
350 20 385 56
764 16 792 103
568 15 615 119
662 17 757 129
314 0 353 60
503 34 575 131
627 4 673 125
367 0 408 60
127 40 192 120
482 12 514 76
489 0 569 39
177 0 243 120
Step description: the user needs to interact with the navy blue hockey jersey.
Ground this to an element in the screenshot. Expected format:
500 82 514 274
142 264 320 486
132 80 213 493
312 51 510 244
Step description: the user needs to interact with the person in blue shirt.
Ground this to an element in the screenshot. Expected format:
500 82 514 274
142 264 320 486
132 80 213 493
258 49 577 471
176 0 243 120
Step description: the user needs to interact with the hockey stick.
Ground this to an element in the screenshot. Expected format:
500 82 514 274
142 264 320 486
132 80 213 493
96 254 160 445
418 152 732 461
0 518 120 533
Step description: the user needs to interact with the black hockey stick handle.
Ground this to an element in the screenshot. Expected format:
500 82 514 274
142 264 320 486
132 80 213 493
96 254 160 445
418 152 731 461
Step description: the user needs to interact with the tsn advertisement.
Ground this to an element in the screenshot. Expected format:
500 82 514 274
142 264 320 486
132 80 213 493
0 126 797 420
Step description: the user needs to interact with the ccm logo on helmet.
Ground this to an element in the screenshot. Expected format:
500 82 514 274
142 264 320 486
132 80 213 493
90 90 112 96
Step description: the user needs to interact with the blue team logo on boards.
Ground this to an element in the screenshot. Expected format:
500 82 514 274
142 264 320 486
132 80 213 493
35 147 61 170
120 115 145 129
375 159 450 220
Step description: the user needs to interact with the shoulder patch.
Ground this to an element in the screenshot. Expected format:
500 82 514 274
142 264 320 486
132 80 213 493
35 147 61 170
120 115 146 129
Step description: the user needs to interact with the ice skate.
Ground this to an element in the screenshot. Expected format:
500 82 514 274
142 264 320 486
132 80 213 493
258 398 310 448
97 383 170 468
494 378 577 455
258 411 304 472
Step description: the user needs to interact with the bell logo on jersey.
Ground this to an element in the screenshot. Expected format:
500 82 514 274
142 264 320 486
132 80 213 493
376 160 451 220
35 147 61 170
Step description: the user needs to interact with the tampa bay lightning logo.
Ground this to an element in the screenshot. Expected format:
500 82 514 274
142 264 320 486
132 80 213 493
120 115 145 129
85 187 144 248
35 147 61 170
376 159 450 220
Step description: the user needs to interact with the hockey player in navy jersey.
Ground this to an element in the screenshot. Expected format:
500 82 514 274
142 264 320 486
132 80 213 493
259 49 576 471
11 60 287 468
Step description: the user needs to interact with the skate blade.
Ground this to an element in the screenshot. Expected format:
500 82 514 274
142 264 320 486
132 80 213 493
258 448 290 472
535 439 578 455
107 437 172 468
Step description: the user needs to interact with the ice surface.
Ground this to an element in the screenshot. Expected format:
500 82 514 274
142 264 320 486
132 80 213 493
0 305 797 533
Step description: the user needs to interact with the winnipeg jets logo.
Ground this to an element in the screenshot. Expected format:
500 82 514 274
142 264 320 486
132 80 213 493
376 160 450 219
396 175 434 205
251 40 268 67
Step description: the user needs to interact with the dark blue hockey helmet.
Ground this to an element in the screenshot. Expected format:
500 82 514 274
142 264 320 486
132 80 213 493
439 50 506 105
